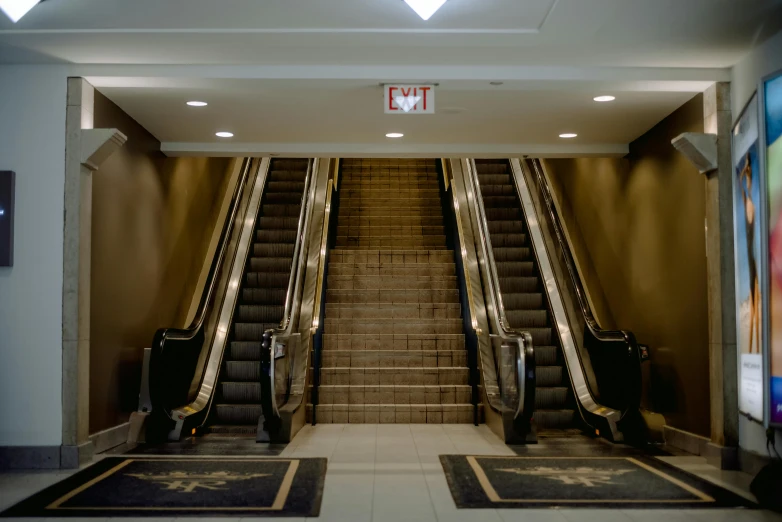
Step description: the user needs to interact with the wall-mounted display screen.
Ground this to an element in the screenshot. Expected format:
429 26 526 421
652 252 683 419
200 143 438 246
0 170 14 267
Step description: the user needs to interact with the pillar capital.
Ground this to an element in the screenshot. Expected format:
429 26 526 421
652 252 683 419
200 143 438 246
80 128 126 171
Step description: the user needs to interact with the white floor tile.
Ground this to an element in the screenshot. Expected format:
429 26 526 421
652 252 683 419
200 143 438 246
496 508 571 522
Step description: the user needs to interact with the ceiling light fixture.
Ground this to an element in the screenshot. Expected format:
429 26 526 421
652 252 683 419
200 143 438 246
187 101 208 107
403 0 448 21
386 133 404 138
559 133 578 139
216 132 234 138
594 95 616 102
0 0 41 22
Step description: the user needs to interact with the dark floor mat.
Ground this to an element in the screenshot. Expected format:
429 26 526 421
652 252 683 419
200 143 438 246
440 455 756 509
1 456 326 517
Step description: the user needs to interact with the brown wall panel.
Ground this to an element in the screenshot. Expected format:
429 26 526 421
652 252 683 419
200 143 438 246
89 91 233 434
543 94 710 436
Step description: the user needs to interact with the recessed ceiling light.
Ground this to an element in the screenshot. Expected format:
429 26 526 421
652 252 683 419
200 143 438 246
559 133 578 139
490 82 504 86
594 95 616 102
386 133 405 138
0 0 41 23
403 0 448 21
216 132 234 138
187 101 208 107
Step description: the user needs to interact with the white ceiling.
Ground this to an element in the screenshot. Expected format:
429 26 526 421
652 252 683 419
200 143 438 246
2 0 780 155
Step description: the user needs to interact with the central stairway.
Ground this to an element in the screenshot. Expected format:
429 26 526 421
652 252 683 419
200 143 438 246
308 159 475 424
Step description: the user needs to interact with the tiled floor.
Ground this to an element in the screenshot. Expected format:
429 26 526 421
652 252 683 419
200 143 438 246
1 424 780 522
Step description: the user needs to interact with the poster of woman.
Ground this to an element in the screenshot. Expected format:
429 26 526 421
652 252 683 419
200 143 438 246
733 93 764 422
765 72 782 426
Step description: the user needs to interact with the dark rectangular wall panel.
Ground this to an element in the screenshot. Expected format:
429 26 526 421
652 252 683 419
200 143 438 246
0 171 14 267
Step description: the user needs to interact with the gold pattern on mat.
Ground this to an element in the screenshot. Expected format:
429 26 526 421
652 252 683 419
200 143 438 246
498 467 634 488
126 471 271 493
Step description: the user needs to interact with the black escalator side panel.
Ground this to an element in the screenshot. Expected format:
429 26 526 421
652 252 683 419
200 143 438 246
208 158 310 435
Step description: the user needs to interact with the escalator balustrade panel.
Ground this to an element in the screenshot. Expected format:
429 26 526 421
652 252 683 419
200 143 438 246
474 159 577 431
208 158 310 435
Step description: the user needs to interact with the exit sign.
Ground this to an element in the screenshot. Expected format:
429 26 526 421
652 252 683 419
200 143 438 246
385 84 435 114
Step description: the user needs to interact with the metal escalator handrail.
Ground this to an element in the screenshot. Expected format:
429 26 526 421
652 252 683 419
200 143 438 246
528 159 638 349
311 161 338 334
264 159 318 418
464 158 535 422
148 157 253 419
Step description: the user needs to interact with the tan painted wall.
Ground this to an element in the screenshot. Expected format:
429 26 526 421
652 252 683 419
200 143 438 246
543 94 710 436
89 91 234 434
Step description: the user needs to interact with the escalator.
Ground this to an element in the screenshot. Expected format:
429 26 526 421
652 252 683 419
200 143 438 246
209 159 310 435
143 157 315 441
465 158 645 442
474 159 577 431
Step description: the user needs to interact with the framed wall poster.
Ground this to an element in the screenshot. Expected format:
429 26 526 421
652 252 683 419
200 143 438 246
763 70 782 427
733 92 765 422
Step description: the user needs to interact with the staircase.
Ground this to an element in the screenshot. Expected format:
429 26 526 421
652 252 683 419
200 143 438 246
208 158 310 435
474 159 577 431
308 159 475 424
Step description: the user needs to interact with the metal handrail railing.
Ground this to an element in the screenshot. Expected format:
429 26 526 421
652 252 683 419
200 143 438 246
263 159 318 419
464 159 535 425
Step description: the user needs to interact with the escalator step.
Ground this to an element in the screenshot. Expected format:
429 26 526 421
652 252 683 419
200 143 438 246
254 243 295 258
261 204 302 217
502 292 544 310
237 305 284 322
490 234 528 248
496 262 535 277
480 184 516 197
536 387 569 408
256 229 298 243
488 220 524 234
477 174 511 185
493 248 532 262
264 192 303 204
499 276 539 293
259 217 299 230
536 366 564 387
505 309 549 328
483 196 518 208
535 345 559 366
244 272 289 289
234 323 280 341
229 342 262 361
223 361 261 381
267 182 305 193
222 382 261 403
270 170 307 183
522 328 553 345
475 162 509 174
215 404 262 425
248 257 293 273
242 287 287 305
534 409 577 430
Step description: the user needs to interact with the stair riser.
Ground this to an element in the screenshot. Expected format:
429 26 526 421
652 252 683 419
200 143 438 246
320 350 467 368
306 404 477 424
322 334 465 351
325 305 461 320
312 385 472 405
319 368 468 386
326 289 460 304
329 264 456 277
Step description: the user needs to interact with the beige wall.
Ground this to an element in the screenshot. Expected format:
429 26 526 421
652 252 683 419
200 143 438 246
89 91 234 434
543 94 710 436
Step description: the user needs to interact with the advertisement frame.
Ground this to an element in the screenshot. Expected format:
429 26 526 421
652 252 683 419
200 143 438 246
732 91 767 425
761 68 782 428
